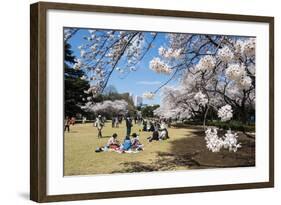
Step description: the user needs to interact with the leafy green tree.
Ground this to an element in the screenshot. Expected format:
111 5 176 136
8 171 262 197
141 105 160 118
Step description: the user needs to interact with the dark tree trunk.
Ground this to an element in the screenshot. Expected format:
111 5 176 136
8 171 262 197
240 91 248 124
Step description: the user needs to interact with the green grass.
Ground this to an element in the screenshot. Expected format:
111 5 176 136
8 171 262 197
64 121 255 176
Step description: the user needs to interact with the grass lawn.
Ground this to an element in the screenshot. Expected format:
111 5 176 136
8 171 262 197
64 121 255 176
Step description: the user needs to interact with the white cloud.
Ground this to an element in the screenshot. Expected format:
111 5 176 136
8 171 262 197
136 81 161 85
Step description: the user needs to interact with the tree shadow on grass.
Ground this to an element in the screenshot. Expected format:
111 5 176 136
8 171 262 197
113 128 255 174
100 135 112 138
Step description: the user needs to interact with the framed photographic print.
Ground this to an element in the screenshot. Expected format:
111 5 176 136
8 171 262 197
30 1 274 202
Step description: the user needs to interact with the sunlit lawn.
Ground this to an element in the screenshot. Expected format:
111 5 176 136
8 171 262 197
64 121 255 176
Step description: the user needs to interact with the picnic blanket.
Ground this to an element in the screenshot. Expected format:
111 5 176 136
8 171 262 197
95 146 143 154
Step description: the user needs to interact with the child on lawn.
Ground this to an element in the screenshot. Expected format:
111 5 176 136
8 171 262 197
107 133 120 150
131 133 143 151
120 136 132 151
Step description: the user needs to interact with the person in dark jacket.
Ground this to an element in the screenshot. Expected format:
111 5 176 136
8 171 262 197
147 131 159 142
142 120 147 131
125 116 133 136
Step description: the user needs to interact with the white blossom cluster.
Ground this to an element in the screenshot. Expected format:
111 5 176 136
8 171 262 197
225 64 246 81
243 38 255 57
80 49 86 58
235 38 255 57
153 86 196 120
225 63 252 90
149 57 172 74
178 108 192 119
223 129 242 152
82 99 128 115
205 128 241 152
238 76 252 90
167 33 191 49
80 75 87 80
196 55 216 71
194 91 208 106
73 59 83 70
84 86 100 95
154 106 192 120
64 28 77 41
205 128 224 152
142 92 155 99
158 46 182 59
217 104 233 122
217 46 234 63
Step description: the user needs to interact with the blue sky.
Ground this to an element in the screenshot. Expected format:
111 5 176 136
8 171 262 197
67 29 179 105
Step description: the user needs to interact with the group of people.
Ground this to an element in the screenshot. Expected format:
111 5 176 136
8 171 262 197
95 132 143 153
146 120 169 142
141 119 169 141
93 114 170 154
94 114 169 140
111 115 123 128
65 114 170 153
95 115 134 138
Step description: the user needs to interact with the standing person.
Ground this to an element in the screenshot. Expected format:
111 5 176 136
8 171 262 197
95 115 104 138
70 117 76 125
82 116 87 124
114 116 119 128
64 116 71 132
125 115 133 136
111 116 115 128
142 120 147 131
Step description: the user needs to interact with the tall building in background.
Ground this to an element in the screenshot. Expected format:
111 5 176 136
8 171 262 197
134 95 143 107
129 93 143 107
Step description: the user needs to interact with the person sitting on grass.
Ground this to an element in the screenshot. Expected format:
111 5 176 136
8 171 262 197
120 135 132 151
107 133 120 150
131 133 144 151
95 133 120 153
159 122 169 140
147 130 159 142
154 121 160 132
148 121 155 132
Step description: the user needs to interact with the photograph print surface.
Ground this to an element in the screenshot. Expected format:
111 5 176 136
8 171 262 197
63 27 255 176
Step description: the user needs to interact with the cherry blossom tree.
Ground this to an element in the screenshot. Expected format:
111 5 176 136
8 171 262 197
151 34 255 152
81 99 128 116
65 28 254 152
65 29 255 121
151 34 255 125
64 28 157 97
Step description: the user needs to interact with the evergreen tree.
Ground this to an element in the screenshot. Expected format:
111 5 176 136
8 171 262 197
64 43 90 118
